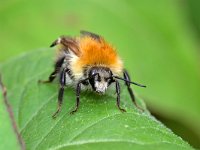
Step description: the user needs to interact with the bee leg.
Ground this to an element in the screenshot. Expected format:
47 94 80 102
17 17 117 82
115 80 126 112
69 74 101 114
123 70 143 111
38 71 57 83
70 82 81 114
52 86 64 118
38 57 65 83
52 68 66 118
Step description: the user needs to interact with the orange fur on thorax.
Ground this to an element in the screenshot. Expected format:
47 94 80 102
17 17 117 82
71 36 123 78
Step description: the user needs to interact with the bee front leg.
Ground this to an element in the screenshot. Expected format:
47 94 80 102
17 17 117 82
70 74 99 114
52 68 66 118
115 80 126 112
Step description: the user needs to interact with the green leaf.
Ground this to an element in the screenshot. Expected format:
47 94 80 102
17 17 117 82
0 49 193 150
1 1 200 143
0 79 21 150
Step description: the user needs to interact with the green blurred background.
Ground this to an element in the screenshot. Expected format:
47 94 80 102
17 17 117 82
0 0 200 148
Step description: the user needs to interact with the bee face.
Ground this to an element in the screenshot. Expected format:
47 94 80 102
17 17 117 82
88 67 113 94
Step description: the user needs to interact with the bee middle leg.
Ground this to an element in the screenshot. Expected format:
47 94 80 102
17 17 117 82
70 82 81 114
123 69 143 110
38 57 65 83
115 80 126 112
52 68 66 118
70 73 100 114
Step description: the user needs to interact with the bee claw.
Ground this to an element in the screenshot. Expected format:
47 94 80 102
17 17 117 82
52 114 57 119
70 109 78 115
70 111 75 115
38 80 50 84
52 113 57 119
120 108 126 112
52 106 61 119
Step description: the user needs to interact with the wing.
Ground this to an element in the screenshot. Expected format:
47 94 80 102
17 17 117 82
80 30 102 42
50 36 80 56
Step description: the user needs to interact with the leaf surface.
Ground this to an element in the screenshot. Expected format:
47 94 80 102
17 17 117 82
0 49 193 150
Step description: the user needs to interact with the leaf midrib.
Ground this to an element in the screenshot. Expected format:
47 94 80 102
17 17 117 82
48 139 190 150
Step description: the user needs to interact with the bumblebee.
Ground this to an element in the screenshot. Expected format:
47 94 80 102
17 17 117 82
39 31 146 118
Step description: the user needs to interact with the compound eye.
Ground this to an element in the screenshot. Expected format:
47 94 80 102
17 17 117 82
97 74 101 82
91 71 96 75
108 70 113 76
90 70 96 77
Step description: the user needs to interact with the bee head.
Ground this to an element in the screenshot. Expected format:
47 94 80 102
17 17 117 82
88 67 113 94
